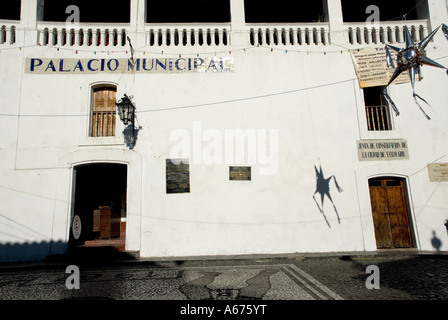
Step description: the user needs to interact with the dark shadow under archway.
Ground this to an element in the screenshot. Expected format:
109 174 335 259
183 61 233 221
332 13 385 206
69 163 127 253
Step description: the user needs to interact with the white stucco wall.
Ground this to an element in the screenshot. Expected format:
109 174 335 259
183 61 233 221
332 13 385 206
1 0 448 262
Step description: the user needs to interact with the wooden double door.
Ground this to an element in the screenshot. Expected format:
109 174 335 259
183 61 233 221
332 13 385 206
369 177 414 249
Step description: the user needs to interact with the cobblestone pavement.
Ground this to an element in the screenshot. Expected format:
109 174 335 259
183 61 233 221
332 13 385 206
296 254 448 300
0 251 447 303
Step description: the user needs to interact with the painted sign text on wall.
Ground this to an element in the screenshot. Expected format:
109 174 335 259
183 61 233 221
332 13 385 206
25 57 234 74
357 139 409 161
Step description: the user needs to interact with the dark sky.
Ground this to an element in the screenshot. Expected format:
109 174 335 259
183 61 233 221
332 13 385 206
147 0 231 23
41 0 231 23
244 0 325 23
41 0 131 22
341 0 420 22
0 0 21 20
0 0 423 23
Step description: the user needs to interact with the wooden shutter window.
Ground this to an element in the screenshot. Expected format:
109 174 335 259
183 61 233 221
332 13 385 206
91 87 117 137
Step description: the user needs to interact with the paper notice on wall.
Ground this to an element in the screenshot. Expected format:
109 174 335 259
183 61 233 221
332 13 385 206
427 163 448 182
350 45 409 88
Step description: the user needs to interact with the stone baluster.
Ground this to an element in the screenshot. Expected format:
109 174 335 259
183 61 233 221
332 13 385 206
162 29 167 46
207 29 213 46
48 29 55 45
117 29 123 46
291 28 298 45
314 28 320 45
58 29 64 46
194 29 200 46
273 28 279 45
300 28 307 45
262 28 268 45
0 27 5 44
363 27 369 44
80 29 86 46
185 29 191 46
396 26 402 43
217 29 223 46
322 28 328 45
100 30 106 46
37 28 43 45
74 29 80 46
379 27 385 44
92 29 98 46
420 24 427 41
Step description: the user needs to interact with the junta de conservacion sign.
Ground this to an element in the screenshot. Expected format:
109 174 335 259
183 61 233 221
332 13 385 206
25 57 234 74
357 139 410 161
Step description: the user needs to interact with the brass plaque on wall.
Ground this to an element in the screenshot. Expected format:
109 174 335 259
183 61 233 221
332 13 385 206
229 166 251 181
166 159 190 193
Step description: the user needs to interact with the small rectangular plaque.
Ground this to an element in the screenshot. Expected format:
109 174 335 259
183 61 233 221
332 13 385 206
229 166 251 181
427 163 448 182
357 139 409 161
166 159 190 193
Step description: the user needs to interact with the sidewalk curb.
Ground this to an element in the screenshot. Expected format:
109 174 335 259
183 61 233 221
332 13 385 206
0 249 446 272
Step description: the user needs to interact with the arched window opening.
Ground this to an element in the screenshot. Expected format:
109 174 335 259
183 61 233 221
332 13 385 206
90 86 117 137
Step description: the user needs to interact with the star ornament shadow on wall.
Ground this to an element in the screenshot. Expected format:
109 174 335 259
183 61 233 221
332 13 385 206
312 165 343 228
383 24 448 120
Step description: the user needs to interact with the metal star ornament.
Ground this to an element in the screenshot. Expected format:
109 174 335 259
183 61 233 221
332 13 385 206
384 24 448 120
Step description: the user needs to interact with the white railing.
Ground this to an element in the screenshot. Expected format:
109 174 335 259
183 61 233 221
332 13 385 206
345 20 429 45
0 21 18 45
144 24 231 47
3 19 433 48
37 23 129 47
246 23 331 46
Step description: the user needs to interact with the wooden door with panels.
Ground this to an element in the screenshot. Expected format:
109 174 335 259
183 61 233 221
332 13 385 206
368 177 414 249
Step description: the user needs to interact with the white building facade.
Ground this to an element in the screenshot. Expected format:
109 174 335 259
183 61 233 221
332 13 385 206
1 0 448 262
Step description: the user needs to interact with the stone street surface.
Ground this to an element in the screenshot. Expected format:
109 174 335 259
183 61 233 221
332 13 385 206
1 252 446 317
1 251 447 302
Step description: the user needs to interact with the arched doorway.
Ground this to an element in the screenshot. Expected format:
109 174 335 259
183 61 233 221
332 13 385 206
368 177 415 249
69 163 127 251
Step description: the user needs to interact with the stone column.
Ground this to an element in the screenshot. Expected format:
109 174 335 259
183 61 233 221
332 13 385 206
230 0 247 46
323 0 346 45
20 0 40 46
130 0 147 47
425 0 448 32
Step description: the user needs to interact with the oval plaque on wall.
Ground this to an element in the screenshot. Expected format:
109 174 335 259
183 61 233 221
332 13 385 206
72 215 82 240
